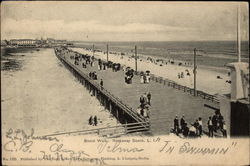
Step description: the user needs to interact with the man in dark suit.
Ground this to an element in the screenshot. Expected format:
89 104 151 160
174 115 179 135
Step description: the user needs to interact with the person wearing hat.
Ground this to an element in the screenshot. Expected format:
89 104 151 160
207 116 213 137
189 124 196 137
94 116 97 126
143 93 148 107
139 94 145 107
198 117 203 136
145 104 150 119
137 106 142 116
143 108 148 119
100 79 103 89
180 115 185 132
183 123 189 137
194 119 199 136
140 73 144 84
147 92 151 105
174 115 179 135
222 121 227 137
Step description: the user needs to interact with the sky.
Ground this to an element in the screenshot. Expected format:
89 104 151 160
1 1 249 41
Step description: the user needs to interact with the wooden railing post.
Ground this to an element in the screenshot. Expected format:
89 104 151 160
97 129 100 135
125 123 127 134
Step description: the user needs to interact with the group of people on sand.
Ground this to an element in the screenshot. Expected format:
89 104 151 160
216 74 232 84
88 115 98 126
140 71 151 84
177 69 190 79
137 92 152 119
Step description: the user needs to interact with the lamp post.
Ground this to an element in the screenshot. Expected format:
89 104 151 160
135 45 137 72
237 5 241 62
107 44 109 61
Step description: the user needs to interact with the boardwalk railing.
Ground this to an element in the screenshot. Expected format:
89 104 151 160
64 48 219 103
69 47 219 103
42 121 150 138
134 71 219 103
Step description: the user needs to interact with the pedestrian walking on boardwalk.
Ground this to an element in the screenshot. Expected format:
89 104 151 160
180 115 185 132
147 92 151 105
140 75 144 84
212 114 217 132
189 124 196 137
217 113 224 130
198 117 203 136
183 123 189 137
174 115 179 135
208 116 213 137
222 121 227 138
140 94 145 107
143 74 147 83
94 116 97 126
145 104 150 119
143 93 148 106
143 108 148 119
100 79 103 89
194 119 199 136
137 106 142 116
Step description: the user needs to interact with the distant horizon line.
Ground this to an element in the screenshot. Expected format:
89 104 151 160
1 39 248 43
71 40 248 42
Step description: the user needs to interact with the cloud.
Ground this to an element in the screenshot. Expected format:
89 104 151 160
2 18 192 37
1 2 248 41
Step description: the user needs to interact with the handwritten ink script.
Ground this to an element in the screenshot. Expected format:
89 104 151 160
2 129 244 165
158 140 237 155
40 143 105 165
4 128 59 153
3 128 105 165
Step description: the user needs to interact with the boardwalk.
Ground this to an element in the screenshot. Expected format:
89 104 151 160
58 48 220 136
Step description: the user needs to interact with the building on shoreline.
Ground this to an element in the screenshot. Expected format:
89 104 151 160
1 40 8 46
6 38 73 48
9 39 39 47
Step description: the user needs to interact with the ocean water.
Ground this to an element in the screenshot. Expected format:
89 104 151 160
73 41 249 68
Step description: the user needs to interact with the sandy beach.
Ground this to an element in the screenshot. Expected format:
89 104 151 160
1 48 119 136
72 47 231 95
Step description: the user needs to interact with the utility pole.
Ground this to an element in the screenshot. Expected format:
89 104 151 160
92 44 94 57
193 48 197 96
135 45 137 72
237 5 241 62
107 44 109 61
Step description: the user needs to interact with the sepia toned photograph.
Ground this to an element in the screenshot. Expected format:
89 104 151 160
1 1 249 165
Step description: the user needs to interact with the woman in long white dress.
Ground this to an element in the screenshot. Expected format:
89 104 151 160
146 75 150 83
140 75 144 84
143 108 148 119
